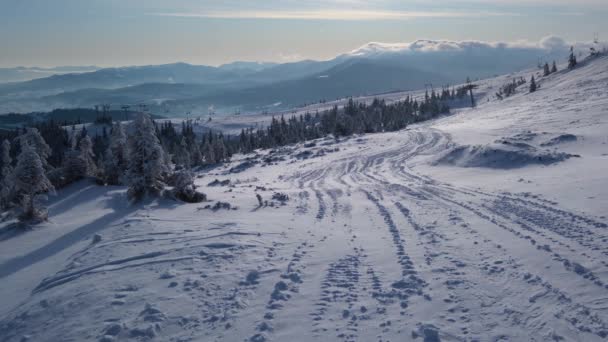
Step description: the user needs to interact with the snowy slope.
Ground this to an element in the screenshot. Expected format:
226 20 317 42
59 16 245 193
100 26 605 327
1 56 608 342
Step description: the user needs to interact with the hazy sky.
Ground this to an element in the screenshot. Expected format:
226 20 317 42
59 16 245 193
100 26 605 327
0 0 606 67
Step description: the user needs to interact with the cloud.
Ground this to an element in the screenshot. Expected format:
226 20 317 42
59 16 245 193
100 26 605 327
337 35 604 84
347 35 586 58
278 52 303 62
148 9 517 21
539 36 568 51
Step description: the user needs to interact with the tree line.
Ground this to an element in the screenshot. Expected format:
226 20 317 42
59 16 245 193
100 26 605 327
0 87 453 222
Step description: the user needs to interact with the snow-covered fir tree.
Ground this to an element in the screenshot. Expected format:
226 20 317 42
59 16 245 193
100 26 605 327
62 135 87 184
62 148 87 185
178 137 191 169
171 169 206 203
202 139 216 165
0 140 13 208
551 61 558 73
1 139 12 180
19 128 52 169
12 143 55 221
190 138 203 167
125 112 169 201
104 122 128 185
79 135 97 177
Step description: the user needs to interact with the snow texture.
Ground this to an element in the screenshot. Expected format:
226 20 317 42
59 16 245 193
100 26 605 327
1 56 608 341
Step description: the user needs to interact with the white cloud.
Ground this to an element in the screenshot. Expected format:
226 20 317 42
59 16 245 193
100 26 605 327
346 35 593 58
278 52 303 62
148 9 517 21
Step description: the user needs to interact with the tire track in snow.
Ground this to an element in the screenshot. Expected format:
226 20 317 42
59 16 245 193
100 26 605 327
393 199 608 340
362 191 427 310
248 241 313 342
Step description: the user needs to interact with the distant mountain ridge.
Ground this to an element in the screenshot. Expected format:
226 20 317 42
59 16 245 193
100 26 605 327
0 37 586 116
0 66 99 83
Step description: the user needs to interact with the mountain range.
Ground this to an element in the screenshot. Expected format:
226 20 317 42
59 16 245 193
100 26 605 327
0 38 576 116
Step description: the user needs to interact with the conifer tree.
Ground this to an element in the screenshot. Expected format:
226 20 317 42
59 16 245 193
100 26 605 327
529 75 537 93
19 128 52 169
172 169 206 203
551 61 558 73
543 62 550 76
79 135 97 177
104 122 128 185
568 46 578 70
202 139 215 165
62 134 87 184
0 140 13 208
12 143 55 221
125 112 168 201
190 138 203 167
178 137 191 169
1 139 12 180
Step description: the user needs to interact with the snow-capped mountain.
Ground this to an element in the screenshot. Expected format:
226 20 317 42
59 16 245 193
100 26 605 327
0 37 599 116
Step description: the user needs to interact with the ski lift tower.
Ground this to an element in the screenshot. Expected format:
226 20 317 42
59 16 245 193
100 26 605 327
121 105 130 121
102 104 111 119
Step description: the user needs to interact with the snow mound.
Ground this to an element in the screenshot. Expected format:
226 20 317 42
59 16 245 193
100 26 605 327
541 134 578 146
434 143 576 169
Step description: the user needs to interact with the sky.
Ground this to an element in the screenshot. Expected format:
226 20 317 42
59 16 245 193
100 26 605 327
0 0 606 67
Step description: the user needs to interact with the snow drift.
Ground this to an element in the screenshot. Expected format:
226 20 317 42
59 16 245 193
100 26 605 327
433 143 576 169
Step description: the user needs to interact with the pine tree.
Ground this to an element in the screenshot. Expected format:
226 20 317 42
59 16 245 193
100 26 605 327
190 138 203 167
213 135 227 163
568 46 577 70
1 139 12 180
543 62 550 76
172 169 206 203
202 139 215 165
178 137 191 169
12 144 55 221
0 140 13 208
19 128 52 169
104 122 128 185
79 135 97 177
61 133 85 184
62 148 87 184
529 75 537 93
125 112 169 201
551 61 558 73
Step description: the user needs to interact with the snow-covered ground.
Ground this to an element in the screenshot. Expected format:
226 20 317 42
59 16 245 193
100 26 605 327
1 56 608 342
